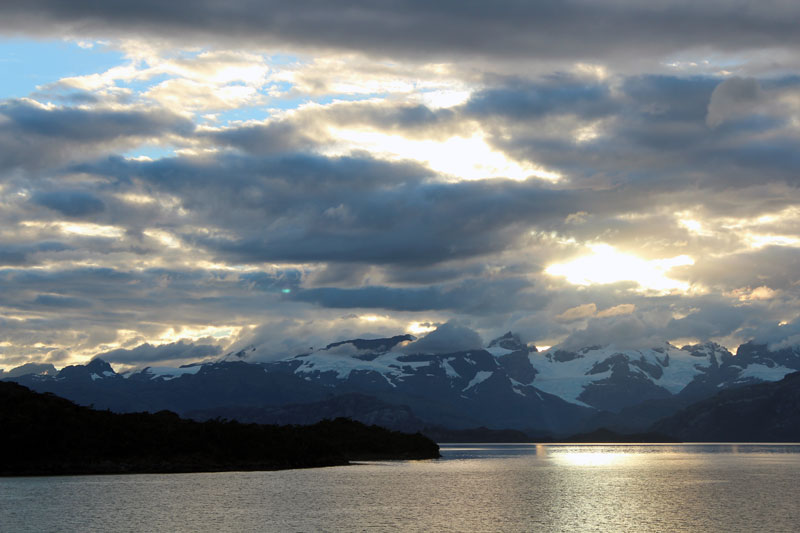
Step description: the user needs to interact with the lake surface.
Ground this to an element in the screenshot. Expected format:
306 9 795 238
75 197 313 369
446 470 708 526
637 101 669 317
2 444 800 532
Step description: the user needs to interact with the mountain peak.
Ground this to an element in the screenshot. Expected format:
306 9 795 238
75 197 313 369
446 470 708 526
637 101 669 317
487 332 529 353
218 345 257 362
681 341 732 359
0 362 57 379
324 334 415 354
86 358 115 374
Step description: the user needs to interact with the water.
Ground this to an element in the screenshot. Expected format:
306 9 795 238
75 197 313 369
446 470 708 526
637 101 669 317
2 444 800 532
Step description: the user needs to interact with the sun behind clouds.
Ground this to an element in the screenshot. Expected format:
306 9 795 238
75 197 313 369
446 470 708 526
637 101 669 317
545 244 694 294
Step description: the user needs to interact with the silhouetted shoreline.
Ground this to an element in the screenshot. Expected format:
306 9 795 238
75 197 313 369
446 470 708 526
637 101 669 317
0 382 440 477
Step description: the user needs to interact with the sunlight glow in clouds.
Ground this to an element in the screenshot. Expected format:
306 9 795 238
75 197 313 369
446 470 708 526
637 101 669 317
358 314 386 323
678 217 714 237
545 244 694 293
746 234 800 249
418 89 472 109
21 221 125 239
407 322 437 336
325 129 561 181
157 325 241 344
143 229 183 249
3 0 800 368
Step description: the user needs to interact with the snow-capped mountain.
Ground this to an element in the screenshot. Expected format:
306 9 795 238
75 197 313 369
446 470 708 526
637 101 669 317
533 340 798 410
5 333 800 434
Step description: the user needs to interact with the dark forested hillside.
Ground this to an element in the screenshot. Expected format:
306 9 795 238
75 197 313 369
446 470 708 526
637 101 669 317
0 382 439 476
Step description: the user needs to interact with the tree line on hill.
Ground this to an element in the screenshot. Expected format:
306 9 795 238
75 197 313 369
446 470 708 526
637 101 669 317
0 381 440 476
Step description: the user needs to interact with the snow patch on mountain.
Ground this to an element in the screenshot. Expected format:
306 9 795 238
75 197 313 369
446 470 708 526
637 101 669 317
528 343 717 406
293 349 429 381
737 363 795 382
463 371 492 391
132 365 203 380
442 358 460 379
527 353 606 407
487 345 514 357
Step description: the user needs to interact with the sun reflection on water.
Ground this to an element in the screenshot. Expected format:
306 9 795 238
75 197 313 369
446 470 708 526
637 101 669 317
542 445 634 467
552 451 631 467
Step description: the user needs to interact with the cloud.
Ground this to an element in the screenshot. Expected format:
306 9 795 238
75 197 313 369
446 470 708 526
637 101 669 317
95 340 221 365
33 294 93 308
706 77 764 127
32 190 105 217
681 246 800 292
556 314 666 351
743 318 800 350
402 320 483 354
76 153 585 267
0 242 71 267
2 1 800 65
0 100 194 171
466 76 615 120
290 276 537 314
596 303 636 318
665 302 752 340
203 120 320 155
556 303 597 322
3 6 800 368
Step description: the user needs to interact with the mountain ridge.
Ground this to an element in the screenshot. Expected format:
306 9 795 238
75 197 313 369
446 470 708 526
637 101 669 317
5 333 800 435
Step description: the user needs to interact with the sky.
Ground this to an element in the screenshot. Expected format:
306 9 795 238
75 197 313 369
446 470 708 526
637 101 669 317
2 1 800 369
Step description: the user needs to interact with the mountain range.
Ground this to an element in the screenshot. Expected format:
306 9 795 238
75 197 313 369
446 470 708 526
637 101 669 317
4 332 800 437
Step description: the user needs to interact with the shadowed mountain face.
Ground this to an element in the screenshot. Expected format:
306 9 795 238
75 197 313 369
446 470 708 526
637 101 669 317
5 334 800 435
651 371 800 442
187 393 426 433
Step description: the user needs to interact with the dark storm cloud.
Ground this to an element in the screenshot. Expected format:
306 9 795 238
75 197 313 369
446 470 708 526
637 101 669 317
0 265 304 321
742 318 800 349
706 76 764 127
0 100 193 141
290 276 537 314
95 340 221 364
622 75 719 122
203 120 320 155
466 76 616 120
665 301 754 340
80 154 584 267
1 1 798 62
476 74 800 191
0 267 137 314
384 262 491 285
33 294 93 309
0 242 70 266
674 246 800 294
85 152 423 199
0 100 194 171
321 103 459 137
239 270 303 293
32 190 105 217
0 247 28 266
